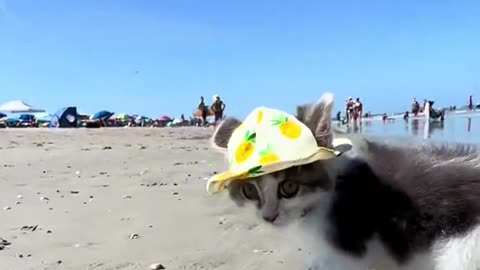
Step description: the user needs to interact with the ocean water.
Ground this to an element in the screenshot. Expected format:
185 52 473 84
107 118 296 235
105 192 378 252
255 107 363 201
339 112 480 144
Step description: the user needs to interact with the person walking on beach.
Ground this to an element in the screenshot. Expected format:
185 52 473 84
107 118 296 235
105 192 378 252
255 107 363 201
468 95 473 111
198 96 208 126
211 95 226 127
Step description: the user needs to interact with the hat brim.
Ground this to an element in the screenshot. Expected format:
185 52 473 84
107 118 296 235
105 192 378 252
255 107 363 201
206 146 338 195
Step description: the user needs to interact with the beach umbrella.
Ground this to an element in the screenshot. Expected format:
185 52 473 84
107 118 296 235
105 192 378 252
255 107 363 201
0 112 6 118
0 100 45 113
93 110 114 120
159 115 171 121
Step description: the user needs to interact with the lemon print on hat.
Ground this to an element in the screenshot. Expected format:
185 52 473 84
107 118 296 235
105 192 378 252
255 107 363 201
256 109 264 124
235 130 256 164
259 144 280 166
272 114 302 139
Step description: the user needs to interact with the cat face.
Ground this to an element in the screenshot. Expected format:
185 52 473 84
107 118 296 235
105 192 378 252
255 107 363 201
210 92 335 225
227 162 332 226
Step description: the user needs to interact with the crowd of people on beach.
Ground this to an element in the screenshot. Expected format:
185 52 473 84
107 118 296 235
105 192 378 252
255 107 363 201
403 95 476 122
409 98 443 117
0 94 228 129
3 92 475 129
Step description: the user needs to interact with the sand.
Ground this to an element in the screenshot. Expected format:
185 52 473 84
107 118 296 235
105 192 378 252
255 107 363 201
0 128 305 270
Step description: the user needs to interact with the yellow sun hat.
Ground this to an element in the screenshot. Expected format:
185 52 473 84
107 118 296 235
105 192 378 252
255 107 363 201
206 106 352 194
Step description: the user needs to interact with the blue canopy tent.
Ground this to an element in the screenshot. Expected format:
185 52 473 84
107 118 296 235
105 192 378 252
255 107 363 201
50 107 79 128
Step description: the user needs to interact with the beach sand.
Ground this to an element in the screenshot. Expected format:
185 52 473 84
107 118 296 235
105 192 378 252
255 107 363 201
0 128 304 270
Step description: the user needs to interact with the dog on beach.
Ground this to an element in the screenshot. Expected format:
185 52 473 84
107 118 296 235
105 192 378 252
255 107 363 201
208 93 480 270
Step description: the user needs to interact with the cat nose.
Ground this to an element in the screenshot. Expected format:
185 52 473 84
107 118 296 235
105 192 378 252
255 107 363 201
263 213 279 223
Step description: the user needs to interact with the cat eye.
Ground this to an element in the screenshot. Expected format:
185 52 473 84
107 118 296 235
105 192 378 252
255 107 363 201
241 183 259 200
278 180 299 199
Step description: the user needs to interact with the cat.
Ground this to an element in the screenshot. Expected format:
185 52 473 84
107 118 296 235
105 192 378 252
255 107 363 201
209 93 480 270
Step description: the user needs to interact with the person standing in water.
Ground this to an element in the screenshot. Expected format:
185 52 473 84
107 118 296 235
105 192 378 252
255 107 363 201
412 98 420 116
403 111 409 121
211 95 226 127
354 98 363 123
468 95 473 111
345 99 350 123
345 97 354 124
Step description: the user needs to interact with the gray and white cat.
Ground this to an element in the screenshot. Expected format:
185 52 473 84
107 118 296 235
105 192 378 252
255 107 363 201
210 93 480 270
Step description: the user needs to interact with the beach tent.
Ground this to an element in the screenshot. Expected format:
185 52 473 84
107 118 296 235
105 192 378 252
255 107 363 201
49 107 79 128
0 100 45 113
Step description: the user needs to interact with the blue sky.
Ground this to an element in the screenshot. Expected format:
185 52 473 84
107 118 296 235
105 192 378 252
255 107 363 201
0 0 479 119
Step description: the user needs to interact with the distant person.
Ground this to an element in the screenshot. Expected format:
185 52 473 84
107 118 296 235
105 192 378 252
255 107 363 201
382 113 388 122
198 96 208 126
344 99 350 123
468 95 473 111
336 111 341 121
403 111 409 121
412 98 420 116
346 97 354 123
354 98 363 121
211 96 226 126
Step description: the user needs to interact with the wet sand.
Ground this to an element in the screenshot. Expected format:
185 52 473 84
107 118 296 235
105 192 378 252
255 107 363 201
0 128 304 270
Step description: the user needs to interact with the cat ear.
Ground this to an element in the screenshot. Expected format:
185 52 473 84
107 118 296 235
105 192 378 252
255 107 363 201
210 117 242 153
296 104 309 123
303 92 334 147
